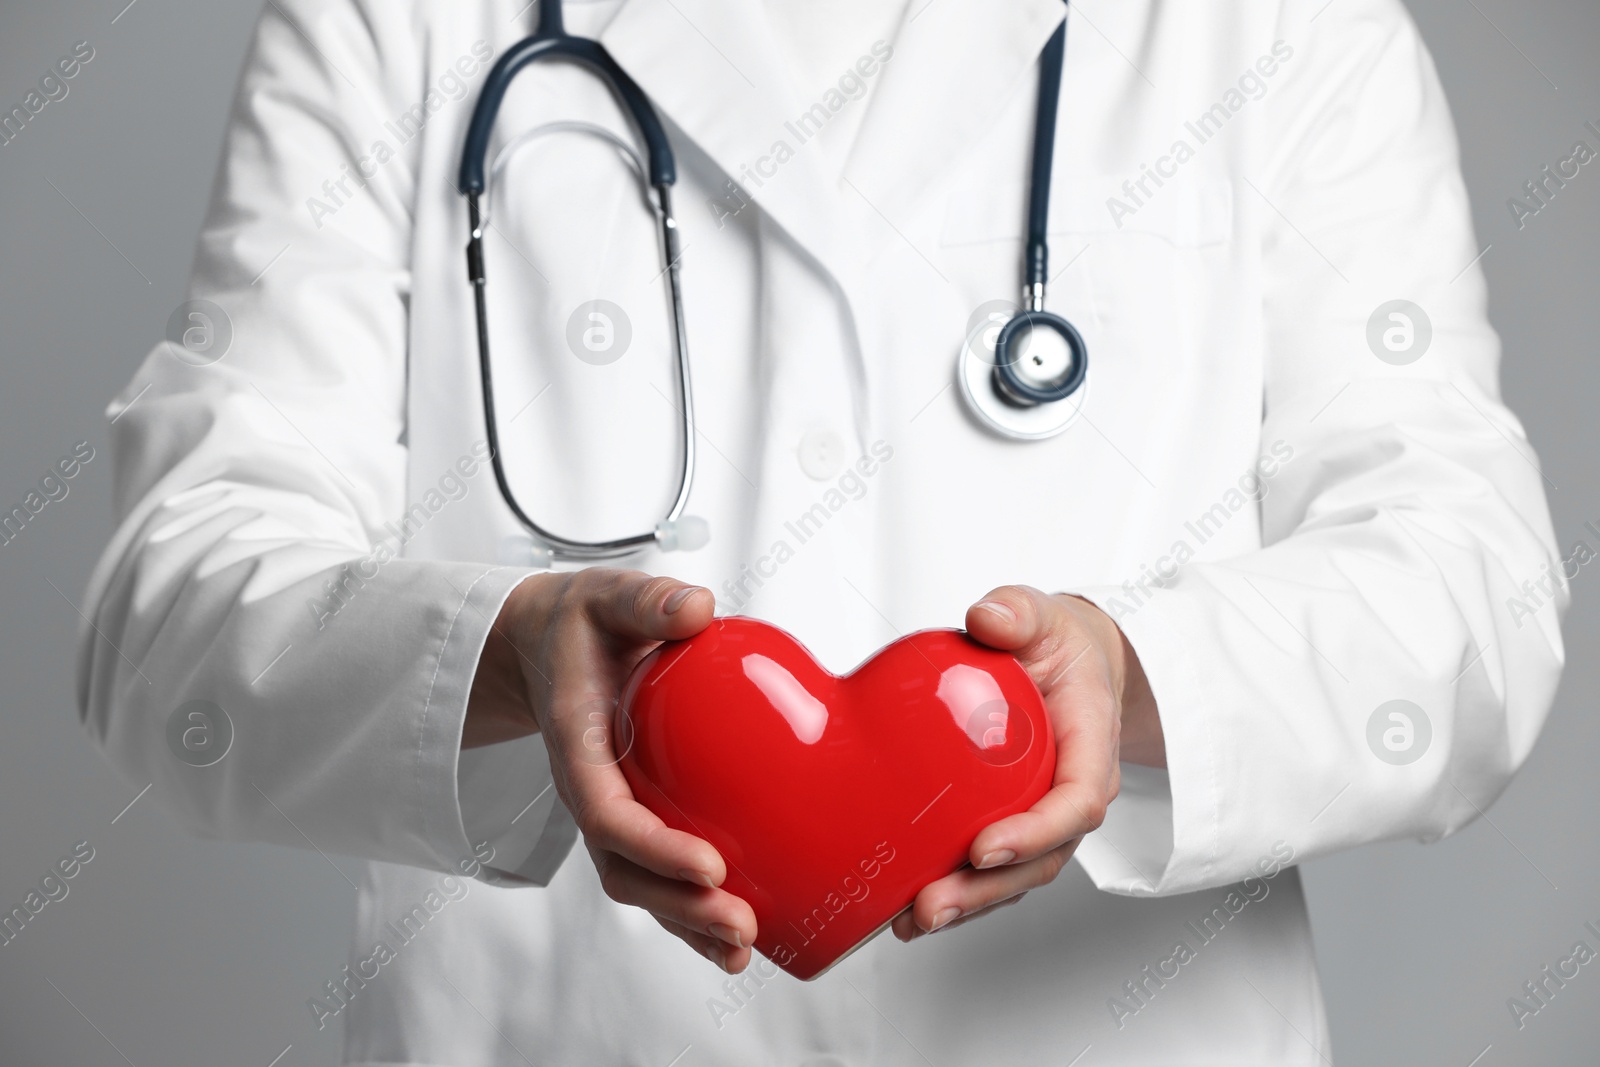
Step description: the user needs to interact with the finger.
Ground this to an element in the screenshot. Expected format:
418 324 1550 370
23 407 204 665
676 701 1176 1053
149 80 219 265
896 894 1030 940
538 616 728 887
591 848 758 950
891 906 917 942
579 570 716 646
654 915 754 974
967 693 1119 865
930 892 1027 936
908 842 1077 934
969 599 1121 866
562 770 728 887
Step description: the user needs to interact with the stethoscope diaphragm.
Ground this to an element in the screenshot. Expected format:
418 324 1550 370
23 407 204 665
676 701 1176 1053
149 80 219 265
958 309 1088 440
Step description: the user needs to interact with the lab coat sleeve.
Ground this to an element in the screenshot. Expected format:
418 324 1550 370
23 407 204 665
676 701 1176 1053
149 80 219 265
74 0 576 887
1068 0 1565 896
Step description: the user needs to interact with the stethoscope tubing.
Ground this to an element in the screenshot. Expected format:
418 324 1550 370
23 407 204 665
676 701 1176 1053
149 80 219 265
990 3 1088 411
460 0 1086 560
1025 14 1066 296
460 0 696 560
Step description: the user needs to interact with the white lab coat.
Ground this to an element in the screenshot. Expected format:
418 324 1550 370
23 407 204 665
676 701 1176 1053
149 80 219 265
78 0 1565 1063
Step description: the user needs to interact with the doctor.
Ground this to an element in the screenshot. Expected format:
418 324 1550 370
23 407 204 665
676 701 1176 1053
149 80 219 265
80 0 1562 1063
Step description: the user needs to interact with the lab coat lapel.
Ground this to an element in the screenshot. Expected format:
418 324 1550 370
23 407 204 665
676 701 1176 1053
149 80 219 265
600 0 857 283
843 0 1066 229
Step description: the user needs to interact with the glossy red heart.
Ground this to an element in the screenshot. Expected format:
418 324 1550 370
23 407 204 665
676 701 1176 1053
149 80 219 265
618 617 1055 980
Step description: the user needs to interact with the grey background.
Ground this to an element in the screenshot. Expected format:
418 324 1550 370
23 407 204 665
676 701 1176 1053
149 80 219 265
0 1 1593 1064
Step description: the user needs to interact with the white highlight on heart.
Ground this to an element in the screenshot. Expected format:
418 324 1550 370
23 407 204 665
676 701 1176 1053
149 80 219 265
741 654 829 745
937 664 1010 748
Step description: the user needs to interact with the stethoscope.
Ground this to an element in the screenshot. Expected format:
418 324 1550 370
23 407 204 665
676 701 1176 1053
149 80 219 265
460 0 1085 565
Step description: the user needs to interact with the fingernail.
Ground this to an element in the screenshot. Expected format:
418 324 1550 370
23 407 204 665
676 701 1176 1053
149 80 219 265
927 906 961 932
678 868 714 888
701 942 726 969
709 923 744 948
663 587 700 614
976 600 1015 624
976 849 1015 870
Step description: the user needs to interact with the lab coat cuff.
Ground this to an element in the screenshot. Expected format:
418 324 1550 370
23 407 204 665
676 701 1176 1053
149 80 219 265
425 568 577 888
1061 585 1225 898
457 731 578 888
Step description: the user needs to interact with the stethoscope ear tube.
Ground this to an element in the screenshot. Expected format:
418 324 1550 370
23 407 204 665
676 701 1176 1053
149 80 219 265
458 1 701 563
458 19 675 195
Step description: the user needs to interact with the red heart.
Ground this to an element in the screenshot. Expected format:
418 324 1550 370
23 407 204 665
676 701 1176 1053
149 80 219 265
618 617 1055 980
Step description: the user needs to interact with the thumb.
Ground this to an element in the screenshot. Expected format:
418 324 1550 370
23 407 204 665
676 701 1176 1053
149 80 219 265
584 571 716 645
965 585 1050 652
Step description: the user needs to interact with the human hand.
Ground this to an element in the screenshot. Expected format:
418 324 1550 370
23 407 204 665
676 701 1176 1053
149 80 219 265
892 586 1162 941
466 568 757 972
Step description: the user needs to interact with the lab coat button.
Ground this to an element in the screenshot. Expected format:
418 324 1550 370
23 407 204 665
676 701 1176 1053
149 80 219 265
797 428 847 481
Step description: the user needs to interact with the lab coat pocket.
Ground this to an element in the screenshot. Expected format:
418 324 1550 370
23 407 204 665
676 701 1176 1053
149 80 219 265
937 170 1248 498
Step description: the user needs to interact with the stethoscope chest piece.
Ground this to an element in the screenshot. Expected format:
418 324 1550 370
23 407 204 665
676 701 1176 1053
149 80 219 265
959 310 1089 441
952 0 1091 443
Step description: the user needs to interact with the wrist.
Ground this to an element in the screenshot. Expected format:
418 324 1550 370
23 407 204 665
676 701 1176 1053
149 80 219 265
1061 594 1165 769
463 573 553 748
